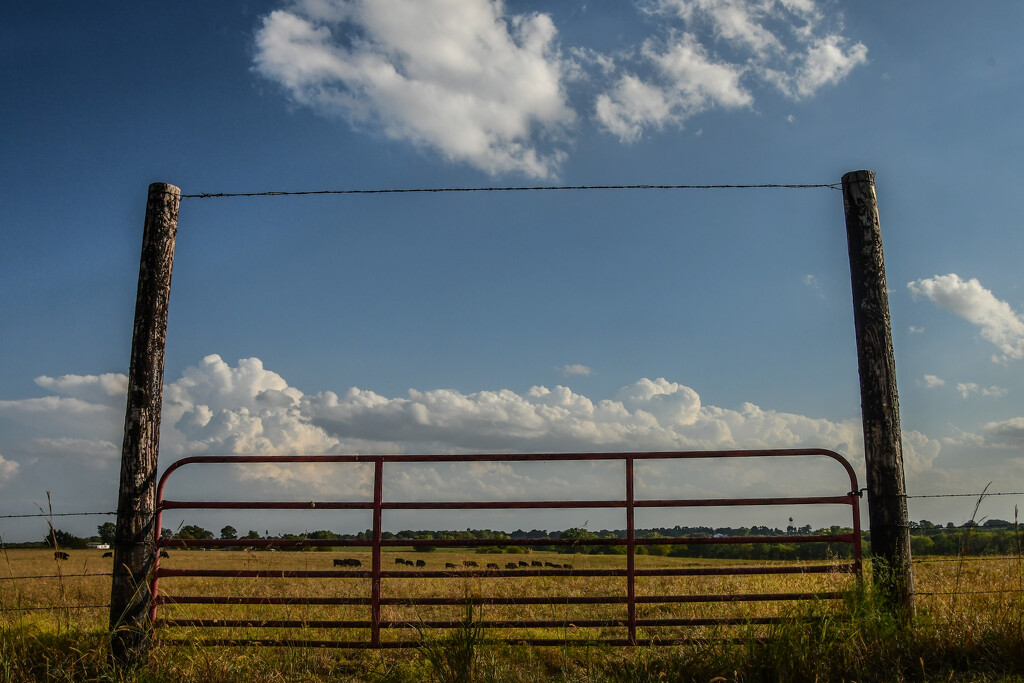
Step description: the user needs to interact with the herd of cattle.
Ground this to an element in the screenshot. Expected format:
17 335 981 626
53 550 572 571
333 557 573 570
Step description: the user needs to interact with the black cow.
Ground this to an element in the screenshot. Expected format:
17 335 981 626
395 557 406 565
486 562 500 570
334 558 361 567
518 561 529 567
415 559 426 568
159 550 170 559
563 564 573 570
505 562 518 569
531 561 543 567
53 551 69 560
445 562 457 568
404 559 414 566
463 560 478 567
102 551 113 558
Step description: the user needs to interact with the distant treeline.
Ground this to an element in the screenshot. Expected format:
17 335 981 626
4 519 1017 561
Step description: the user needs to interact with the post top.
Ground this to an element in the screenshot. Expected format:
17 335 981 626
148 182 181 196
841 170 875 185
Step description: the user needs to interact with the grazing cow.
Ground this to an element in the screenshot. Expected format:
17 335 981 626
334 558 361 567
102 551 113 558
445 562 457 568
395 557 405 565
486 563 500 570
416 559 426 568
563 564 573 570
404 560 414 566
463 560 478 568
531 561 542 567
544 561 555 567
159 550 170 559
53 551 69 560
505 562 518 569
518 561 529 567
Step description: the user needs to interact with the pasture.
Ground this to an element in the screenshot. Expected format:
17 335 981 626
2 547 1023 681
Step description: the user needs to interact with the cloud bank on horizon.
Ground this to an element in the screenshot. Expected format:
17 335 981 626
253 0 868 178
1 353 948 497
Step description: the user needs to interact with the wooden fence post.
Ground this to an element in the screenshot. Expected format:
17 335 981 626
110 183 180 662
842 170 914 617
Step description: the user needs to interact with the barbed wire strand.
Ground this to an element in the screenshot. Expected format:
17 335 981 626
906 491 1024 499
0 511 115 520
181 182 842 200
0 573 113 582
0 604 109 613
913 556 1022 565
916 589 1024 596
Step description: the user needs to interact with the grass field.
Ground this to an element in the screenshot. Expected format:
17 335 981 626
2 547 1023 681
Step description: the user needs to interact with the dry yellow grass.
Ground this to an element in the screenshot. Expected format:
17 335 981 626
2 547 1023 681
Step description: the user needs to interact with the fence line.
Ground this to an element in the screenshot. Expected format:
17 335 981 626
180 182 842 200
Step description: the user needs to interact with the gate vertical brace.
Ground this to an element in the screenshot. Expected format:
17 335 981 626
110 183 181 662
626 456 636 644
841 170 914 617
371 458 383 646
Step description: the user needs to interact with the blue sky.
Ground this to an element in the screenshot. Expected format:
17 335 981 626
2 1 1023 541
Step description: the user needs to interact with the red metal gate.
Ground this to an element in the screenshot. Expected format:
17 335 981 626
152 448 861 647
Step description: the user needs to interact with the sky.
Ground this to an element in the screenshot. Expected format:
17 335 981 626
2 1 1023 542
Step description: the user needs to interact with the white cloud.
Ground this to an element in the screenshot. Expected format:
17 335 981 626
0 454 18 486
922 374 945 389
982 417 1024 447
901 429 941 476
26 438 119 469
254 0 575 178
909 326 924 334
7 355 961 503
595 34 752 142
908 274 1024 362
956 382 1008 399
561 364 592 376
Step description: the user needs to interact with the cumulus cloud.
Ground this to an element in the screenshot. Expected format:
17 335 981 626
984 417 1024 447
561 364 592 376
0 454 18 486
908 274 1024 362
254 0 575 178
595 34 751 142
922 374 945 389
34 373 127 403
956 382 1008 399
5 355 957 505
253 1 867 163
596 0 866 140
901 429 942 476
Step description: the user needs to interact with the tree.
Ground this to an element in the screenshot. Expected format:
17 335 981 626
177 525 213 540
245 530 261 540
45 528 88 549
220 525 238 540
97 522 117 545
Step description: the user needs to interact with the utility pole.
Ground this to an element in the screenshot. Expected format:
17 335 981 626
842 170 914 617
110 183 180 663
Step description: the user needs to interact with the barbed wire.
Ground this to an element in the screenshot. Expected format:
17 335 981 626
915 589 1024 597
181 182 841 200
0 604 109 613
0 572 113 582
912 556 1022 565
0 511 115 520
906 491 1024 499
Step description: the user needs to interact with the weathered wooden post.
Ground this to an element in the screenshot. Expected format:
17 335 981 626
842 170 914 617
110 183 180 662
